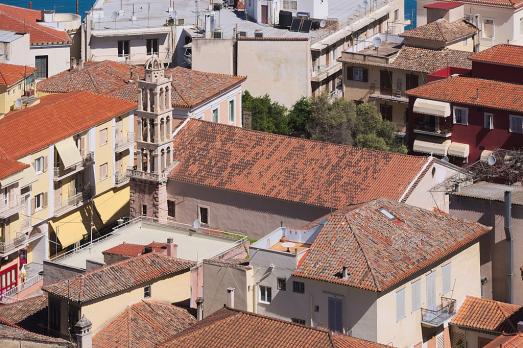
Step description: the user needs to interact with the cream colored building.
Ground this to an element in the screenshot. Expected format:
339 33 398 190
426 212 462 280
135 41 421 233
202 199 491 348
0 91 135 299
0 63 36 116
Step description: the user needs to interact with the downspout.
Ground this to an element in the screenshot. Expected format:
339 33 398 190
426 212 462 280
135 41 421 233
505 191 513 303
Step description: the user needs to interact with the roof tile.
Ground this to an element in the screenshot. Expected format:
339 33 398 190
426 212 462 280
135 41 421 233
400 19 477 43
0 63 35 87
469 44 523 68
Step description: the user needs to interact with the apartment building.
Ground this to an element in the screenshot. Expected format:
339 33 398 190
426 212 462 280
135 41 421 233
417 0 523 48
43 252 195 337
0 4 74 79
203 199 490 347
37 60 246 127
0 63 36 116
0 91 135 298
406 44 523 164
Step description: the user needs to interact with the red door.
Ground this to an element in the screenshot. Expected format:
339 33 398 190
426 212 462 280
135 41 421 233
0 264 18 295
261 5 268 24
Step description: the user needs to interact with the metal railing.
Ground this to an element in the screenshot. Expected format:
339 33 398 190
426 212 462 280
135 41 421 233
115 132 134 152
0 233 27 254
421 297 456 327
0 195 21 218
126 168 164 182
55 192 83 216
0 274 43 304
115 171 130 186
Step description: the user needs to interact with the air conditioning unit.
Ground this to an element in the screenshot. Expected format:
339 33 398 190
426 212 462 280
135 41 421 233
254 29 263 38
176 18 185 25
213 29 223 39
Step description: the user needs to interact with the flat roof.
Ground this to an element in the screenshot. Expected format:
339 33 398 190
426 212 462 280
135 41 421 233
453 181 523 205
52 219 243 269
89 0 388 43
0 29 24 43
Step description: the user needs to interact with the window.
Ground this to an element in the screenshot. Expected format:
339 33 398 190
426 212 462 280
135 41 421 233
2 188 8 206
426 271 436 310
99 163 108 180
142 204 147 216
509 115 523 134
118 40 130 58
212 108 219 123
277 278 286 291
34 193 46 211
396 288 405 322
167 200 176 218
348 66 367 82
412 279 421 311
291 318 306 325
34 156 45 173
144 285 151 298
483 18 494 39
35 56 48 79
453 107 468 125
484 112 494 129
328 297 343 332
442 262 452 294
146 38 159 55
198 206 209 225
293 281 305 293
229 100 235 123
406 73 419 90
282 0 298 10
99 128 108 145
259 285 272 303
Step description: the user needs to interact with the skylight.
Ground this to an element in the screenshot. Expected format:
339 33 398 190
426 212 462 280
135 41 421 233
378 208 396 220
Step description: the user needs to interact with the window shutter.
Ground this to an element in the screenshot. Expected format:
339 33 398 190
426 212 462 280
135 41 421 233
363 69 369 82
43 192 48 208
346 67 354 81
43 157 47 173
31 197 36 213
412 279 421 311
396 288 405 322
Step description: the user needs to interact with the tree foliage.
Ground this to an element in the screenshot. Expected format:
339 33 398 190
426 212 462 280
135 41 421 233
242 91 406 154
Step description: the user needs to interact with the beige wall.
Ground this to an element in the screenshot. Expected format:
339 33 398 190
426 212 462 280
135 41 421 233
192 39 235 75
189 85 243 128
81 271 191 334
376 243 481 347
0 77 36 115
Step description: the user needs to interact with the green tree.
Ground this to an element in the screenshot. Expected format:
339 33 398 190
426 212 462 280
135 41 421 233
287 97 312 138
242 91 289 135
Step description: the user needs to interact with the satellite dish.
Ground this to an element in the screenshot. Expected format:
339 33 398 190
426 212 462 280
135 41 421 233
319 20 326 28
372 36 382 48
487 154 497 166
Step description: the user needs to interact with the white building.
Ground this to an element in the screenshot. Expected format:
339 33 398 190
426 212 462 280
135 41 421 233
203 199 491 348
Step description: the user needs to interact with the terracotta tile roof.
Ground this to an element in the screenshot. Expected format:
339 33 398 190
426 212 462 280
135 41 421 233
469 44 523 68
160 307 389 348
447 0 523 8
168 67 246 108
103 242 169 257
37 62 246 109
484 333 523 348
0 316 71 346
0 295 47 324
42 253 195 304
424 1 464 9
170 120 429 209
400 19 477 43
0 63 35 87
407 76 523 113
93 300 196 348
451 296 523 333
0 91 135 160
0 157 28 180
292 199 491 292
0 4 71 46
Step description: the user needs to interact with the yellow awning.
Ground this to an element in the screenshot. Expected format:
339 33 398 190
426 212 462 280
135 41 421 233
55 138 82 170
94 186 130 224
413 138 451 156
448 142 470 158
50 207 92 248
413 98 451 118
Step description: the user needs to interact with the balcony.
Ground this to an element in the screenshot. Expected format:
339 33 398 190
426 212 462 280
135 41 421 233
0 196 20 219
369 88 408 103
53 152 94 181
421 297 456 327
127 169 167 183
115 132 134 153
413 116 452 138
54 192 84 217
311 62 342 82
115 171 130 187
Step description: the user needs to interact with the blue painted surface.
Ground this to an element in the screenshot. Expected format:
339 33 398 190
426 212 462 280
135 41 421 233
0 0 95 17
405 0 416 30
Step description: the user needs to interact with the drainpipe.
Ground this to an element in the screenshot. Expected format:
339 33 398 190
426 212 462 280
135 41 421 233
505 191 513 303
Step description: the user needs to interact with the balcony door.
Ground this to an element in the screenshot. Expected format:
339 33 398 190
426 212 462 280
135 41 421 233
328 296 343 332
426 271 436 310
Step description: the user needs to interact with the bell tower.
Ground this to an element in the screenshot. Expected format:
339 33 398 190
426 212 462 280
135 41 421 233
129 56 173 221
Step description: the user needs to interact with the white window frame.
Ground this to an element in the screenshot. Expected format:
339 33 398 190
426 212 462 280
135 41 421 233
353 67 364 81
259 285 272 304
482 18 495 39
198 205 209 225
453 106 469 125
228 99 235 123
99 162 108 181
35 193 43 211
509 114 523 134
411 278 421 312
484 112 494 129
396 287 406 322
34 156 44 174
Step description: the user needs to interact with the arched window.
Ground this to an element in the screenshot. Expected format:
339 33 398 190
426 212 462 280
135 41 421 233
160 118 165 142
164 86 170 110
159 88 164 112
160 149 165 171
150 89 156 112
165 116 171 139
142 149 148 172
142 119 148 142
166 147 171 167
149 120 155 143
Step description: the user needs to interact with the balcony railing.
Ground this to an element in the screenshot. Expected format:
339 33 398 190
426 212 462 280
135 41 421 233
0 233 27 255
115 171 130 186
54 192 84 217
127 169 164 182
53 152 94 181
0 196 21 219
413 117 452 138
421 297 456 327
115 132 134 152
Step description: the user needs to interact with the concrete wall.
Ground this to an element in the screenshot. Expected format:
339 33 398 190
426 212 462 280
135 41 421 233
30 45 70 78
165 181 330 239
43 260 85 286
450 195 523 304
0 76 36 115
0 339 68 348
237 39 311 107
192 38 235 75
0 33 32 67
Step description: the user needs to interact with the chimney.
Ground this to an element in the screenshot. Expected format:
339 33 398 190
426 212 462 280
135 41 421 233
518 321 523 332
196 297 204 321
227 287 235 309
342 266 349 280
75 315 92 348
142 246 153 254
166 238 177 258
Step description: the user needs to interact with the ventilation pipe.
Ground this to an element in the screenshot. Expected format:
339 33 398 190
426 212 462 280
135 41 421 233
505 190 513 303
227 287 235 309
196 297 204 321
